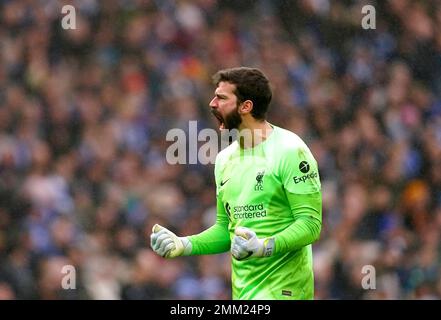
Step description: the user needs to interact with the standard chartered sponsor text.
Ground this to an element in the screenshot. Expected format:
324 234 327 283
233 203 267 219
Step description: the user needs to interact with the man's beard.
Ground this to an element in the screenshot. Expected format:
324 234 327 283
212 105 242 130
223 106 242 130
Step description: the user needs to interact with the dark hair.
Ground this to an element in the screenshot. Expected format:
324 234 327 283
212 67 272 120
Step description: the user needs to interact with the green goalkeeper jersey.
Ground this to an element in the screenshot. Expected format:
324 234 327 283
188 125 322 300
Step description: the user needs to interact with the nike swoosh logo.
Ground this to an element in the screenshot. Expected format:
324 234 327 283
220 179 230 186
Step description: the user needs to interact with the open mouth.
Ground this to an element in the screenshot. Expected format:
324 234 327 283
211 110 225 129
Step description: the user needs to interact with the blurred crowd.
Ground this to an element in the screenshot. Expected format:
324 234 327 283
0 0 441 299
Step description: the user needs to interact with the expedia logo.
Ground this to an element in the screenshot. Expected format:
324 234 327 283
233 203 266 219
293 172 318 184
294 161 317 184
299 161 310 173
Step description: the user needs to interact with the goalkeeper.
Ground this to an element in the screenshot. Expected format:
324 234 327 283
151 67 322 300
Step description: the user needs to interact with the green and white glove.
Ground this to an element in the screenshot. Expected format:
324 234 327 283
150 224 192 258
231 226 275 260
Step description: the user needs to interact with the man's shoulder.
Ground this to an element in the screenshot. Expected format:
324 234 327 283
272 126 309 152
271 126 318 172
215 140 239 165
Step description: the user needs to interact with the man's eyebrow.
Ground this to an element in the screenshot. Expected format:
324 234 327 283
215 93 228 98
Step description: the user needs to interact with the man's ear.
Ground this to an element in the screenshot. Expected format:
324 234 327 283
239 100 253 115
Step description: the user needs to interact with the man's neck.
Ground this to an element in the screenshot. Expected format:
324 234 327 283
238 120 274 149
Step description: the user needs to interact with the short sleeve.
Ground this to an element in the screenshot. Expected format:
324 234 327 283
279 144 321 195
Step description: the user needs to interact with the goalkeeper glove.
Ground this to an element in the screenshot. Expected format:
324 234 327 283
231 226 275 260
150 224 192 258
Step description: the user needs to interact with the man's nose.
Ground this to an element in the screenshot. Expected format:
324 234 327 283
209 98 217 108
